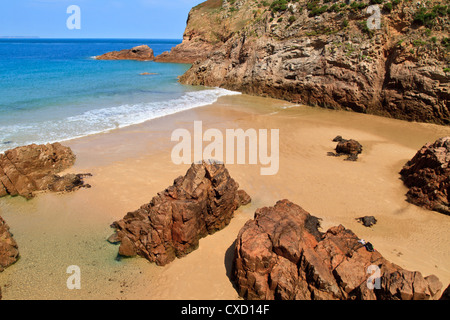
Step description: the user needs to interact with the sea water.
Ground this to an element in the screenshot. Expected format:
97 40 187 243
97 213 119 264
0 38 239 153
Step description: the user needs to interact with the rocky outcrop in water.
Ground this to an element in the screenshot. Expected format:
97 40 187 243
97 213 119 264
400 137 450 215
0 215 19 273
233 199 443 300
0 143 91 199
111 161 251 266
171 0 449 124
96 45 155 61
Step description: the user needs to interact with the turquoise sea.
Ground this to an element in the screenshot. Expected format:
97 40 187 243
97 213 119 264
0 39 239 153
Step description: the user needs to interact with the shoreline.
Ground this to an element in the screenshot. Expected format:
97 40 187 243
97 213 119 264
1 93 450 299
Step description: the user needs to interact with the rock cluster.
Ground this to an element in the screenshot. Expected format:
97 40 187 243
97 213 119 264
400 137 450 215
96 45 155 61
233 199 443 300
111 161 251 266
0 215 18 273
0 143 91 199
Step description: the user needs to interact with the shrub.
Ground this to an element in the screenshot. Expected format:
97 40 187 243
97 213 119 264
383 2 393 12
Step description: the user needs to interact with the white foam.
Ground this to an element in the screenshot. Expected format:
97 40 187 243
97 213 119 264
0 88 241 153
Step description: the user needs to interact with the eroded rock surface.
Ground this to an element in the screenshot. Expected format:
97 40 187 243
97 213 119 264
111 161 251 266
233 199 443 300
0 143 91 199
173 0 449 124
400 137 450 215
0 215 19 273
96 45 155 61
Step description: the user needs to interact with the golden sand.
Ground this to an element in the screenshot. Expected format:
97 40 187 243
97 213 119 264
0 94 449 300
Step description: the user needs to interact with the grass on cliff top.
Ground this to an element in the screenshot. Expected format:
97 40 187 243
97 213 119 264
193 0 223 11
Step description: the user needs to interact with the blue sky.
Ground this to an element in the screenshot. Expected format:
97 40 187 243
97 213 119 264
0 0 205 39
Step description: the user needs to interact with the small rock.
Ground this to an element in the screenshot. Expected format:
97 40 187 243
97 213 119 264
357 216 377 227
329 136 363 161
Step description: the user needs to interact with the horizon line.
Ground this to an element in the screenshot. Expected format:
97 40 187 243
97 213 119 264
0 36 183 40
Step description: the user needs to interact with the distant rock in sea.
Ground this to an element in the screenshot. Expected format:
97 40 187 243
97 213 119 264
0 143 91 199
400 137 450 215
233 199 443 300
110 161 251 266
96 45 155 61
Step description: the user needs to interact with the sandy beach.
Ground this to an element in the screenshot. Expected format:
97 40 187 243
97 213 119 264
0 93 449 300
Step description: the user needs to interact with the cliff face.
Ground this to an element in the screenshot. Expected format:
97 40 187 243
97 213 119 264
168 0 450 124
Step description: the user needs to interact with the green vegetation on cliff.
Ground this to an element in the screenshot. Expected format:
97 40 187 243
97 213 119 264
172 0 450 124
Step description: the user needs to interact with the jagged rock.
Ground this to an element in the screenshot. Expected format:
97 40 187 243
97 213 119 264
233 199 443 300
329 136 363 161
96 45 155 61
111 161 251 266
357 216 377 227
0 143 91 199
440 284 450 300
0 215 19 272
174 0 449 124
400 137 450 215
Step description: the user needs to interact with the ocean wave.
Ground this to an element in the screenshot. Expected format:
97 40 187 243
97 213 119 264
0 87 241 153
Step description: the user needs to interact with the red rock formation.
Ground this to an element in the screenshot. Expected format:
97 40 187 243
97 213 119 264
233 199 443 300
0 143 91 199
154 1 224 64
111 161 251 266
0 215 19 273
96 45 155 61
400 137 450 215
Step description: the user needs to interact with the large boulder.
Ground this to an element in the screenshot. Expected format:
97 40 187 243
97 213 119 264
96 45 155 61
0 143 91 199
0 215 19 272
400 137 450 215
233 199 443 300
111 161 251 266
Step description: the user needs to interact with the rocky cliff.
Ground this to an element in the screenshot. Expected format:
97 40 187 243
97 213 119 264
162 0 450 124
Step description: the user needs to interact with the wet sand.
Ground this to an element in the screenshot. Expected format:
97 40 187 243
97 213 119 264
0 94 449 300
